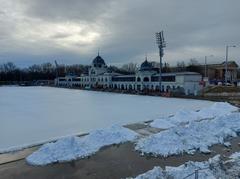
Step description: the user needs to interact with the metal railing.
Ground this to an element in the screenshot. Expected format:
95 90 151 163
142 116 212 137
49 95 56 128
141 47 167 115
182 167 210 179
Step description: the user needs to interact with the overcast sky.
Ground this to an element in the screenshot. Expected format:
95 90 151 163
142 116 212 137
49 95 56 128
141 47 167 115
0 0 239 67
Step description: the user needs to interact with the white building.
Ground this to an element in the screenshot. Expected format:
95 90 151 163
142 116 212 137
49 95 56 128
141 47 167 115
56 54 202 95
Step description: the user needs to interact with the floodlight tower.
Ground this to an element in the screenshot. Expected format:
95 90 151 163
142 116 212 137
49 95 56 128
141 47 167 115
156 31 166 92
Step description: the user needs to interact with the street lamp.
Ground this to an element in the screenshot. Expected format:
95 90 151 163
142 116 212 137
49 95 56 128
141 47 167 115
225 45 236 84
156 31 166 92
204 55 214 78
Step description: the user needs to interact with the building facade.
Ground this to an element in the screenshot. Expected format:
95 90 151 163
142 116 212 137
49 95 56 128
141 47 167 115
56 55 202 95
200 61 238 84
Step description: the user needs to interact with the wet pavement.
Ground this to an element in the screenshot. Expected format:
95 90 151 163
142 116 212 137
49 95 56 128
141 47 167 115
1 123 240 179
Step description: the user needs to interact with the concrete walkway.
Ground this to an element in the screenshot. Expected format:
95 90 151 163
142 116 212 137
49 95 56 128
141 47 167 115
0 122 240 179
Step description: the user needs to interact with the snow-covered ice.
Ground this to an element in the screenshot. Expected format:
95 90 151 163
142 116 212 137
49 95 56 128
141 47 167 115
136 106 240 157
0 86 212 152
26 125 138 165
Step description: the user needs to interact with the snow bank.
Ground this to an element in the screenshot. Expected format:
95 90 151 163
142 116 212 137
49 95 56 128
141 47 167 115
149 118 175 129
127 167 164 179
229 152 240 160
150 102 238 129
136 112 240 157
129 155 220 179
26 125 138 165
197 102 238 119
165 159 217 179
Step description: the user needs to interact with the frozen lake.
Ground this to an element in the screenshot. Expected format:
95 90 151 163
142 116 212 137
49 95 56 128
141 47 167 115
0 86 213 152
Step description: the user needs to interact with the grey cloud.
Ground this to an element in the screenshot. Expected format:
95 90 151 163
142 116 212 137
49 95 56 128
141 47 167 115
0 0 240 66
50 32 72 39
21 0 115 22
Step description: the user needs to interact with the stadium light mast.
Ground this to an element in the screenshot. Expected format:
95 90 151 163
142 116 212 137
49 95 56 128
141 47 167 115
156 31 166 92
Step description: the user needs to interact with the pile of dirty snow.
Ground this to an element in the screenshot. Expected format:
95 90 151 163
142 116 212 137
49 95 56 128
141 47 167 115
128 155 220 179
127 167 165 179
150 102 238 129
26 125 138 165
129 153 240 179
136 112 240 157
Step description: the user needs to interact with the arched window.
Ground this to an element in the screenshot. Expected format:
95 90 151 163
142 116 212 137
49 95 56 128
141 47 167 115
166 85 171 92
129 84 132 90
143 77 149 82
137 77 141 82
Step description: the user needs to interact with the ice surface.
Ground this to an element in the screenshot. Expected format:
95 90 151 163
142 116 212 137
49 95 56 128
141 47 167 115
26 125 138 165
136 112 240 157
0 86 213 152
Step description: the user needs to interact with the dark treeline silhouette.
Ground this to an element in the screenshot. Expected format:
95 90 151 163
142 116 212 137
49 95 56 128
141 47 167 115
0 62 91 83
0 62 137 83
0 59 203 84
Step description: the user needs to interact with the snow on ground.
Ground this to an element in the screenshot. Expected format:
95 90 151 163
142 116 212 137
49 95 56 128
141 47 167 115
136 103 240 157
129 153 240 179
26 125 138 165
127 167 164 179
0 86 213 153
150 102 238 129
128 155 220 179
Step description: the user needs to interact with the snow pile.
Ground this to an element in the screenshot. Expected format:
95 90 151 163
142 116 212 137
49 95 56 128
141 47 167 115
136 112 240 157
26 125 138 165
150 102 238 129
166 159 217 179
150 118 175 129
197 102 238 119
221 152 240 178
229 152 240 160
127 167 165 179
129 155 220 179
150 110 198 129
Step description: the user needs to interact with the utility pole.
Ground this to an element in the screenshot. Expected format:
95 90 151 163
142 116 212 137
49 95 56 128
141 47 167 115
204 55 213 78
155 31 166 92
225 45 236 84
204 56 207 78
54 60 59 86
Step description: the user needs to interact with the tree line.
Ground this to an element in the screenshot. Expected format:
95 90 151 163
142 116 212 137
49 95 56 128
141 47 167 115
0 59 202 83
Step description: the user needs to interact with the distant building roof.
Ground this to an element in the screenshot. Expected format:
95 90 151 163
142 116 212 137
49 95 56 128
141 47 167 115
139 58 154 71
92 54 106 66
200 61 238 68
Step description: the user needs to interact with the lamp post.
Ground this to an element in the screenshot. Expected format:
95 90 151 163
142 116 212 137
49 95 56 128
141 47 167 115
225 45 236 84
204 55 214 78
156 31 166 92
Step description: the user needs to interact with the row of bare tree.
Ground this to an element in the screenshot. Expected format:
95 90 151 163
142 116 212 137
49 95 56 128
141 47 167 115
0 59 202 83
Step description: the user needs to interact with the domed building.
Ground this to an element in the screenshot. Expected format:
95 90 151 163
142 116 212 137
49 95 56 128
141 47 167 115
56 54 202 95
92 54 106 68
139 59 154 71
89 53 107 76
